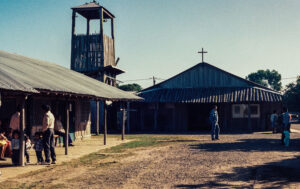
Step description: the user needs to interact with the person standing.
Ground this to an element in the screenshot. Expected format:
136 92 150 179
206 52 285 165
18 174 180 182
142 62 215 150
9 106 21 132
24 135 31 164
281 107 290 145
42 105 56 164
11 131 20 165
270 110 278 133
209 105 220 140
33 132 44 164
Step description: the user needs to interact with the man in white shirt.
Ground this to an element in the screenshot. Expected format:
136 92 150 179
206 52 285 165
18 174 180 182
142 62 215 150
42 105 56 164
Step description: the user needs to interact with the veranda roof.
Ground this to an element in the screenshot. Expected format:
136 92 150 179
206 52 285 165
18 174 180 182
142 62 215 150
0 50 142 101
139 87 282 103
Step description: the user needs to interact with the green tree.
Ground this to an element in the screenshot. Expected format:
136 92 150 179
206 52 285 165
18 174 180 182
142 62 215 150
283 76 300 112
118 83 142 92
246 69 282 91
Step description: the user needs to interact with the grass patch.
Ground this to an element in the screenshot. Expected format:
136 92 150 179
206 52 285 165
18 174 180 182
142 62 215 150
106 135 197 153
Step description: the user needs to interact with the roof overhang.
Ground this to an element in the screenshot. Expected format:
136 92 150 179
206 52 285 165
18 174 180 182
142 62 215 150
72 2 115 19
139 87 282 103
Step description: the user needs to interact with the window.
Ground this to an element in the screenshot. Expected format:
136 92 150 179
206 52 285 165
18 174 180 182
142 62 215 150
232 104 260 118
249 104 260 118
234 106 240 114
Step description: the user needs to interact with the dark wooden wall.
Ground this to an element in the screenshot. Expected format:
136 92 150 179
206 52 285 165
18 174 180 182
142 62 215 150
130 102 282 133
72 34 115 73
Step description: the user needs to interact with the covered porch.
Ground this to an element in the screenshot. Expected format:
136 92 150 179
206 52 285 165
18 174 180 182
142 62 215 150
0 50 142 166
0 135 130 181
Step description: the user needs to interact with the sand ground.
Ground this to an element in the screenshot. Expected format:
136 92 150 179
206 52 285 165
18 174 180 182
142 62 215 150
0 135 129 181
1 130 300 188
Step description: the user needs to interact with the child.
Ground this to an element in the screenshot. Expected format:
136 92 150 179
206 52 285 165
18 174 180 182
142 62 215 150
6 128 13 141
24 135 31 164
0 129 11 160
33 132 44 164
11 131 20 165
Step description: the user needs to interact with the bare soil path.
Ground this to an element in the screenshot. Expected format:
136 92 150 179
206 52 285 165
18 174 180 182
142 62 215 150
101 132 300 189
1 132 300 189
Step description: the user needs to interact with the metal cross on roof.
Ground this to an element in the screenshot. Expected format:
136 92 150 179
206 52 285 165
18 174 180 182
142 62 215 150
198 48 207 63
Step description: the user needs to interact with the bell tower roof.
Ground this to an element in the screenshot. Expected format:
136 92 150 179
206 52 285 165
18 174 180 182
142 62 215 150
72 1 115 19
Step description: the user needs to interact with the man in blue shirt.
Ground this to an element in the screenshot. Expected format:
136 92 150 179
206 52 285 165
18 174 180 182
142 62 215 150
209 105 219 140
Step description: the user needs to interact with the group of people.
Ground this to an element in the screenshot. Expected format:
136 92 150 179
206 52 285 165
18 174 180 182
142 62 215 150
0 104 73 165
270 107 292 146
209 105 292 147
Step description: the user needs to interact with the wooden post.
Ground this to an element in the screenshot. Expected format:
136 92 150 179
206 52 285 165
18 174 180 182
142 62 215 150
224 104 228 130
104 104 107 145
122 104 126 140
111 18 114 39
96 101 100 135
140 108 144 131
171 107 176 131
261 103 266 131
126 102 130 134
19 97 26 166
70 10 76 70
99 8 104 67
154 103 158 131
111 18 115 62
247 103 252 132
86 18 90 70
65 103 70 155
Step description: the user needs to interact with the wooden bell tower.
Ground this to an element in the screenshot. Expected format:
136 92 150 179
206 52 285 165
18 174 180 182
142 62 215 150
70 1 124 86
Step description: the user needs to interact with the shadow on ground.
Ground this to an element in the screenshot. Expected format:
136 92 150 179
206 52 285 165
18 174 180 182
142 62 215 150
190 138 300 152
176 182 247 189
175 137 300 188
175 156 300 189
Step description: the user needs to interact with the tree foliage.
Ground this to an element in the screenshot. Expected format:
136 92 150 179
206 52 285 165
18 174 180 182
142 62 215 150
118 83 142 92
283 76 300 112
246 69 282 91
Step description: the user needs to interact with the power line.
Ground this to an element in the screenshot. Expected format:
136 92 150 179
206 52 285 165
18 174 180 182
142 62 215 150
282 77 298 80
121 77 166 83
122 78 152 82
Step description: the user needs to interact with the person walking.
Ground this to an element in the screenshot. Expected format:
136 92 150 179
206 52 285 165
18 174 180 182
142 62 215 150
270 110 278 133
209 105 220 140
42 105 56 164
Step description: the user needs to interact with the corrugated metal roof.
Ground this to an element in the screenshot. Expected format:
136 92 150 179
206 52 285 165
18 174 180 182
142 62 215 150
72 2 101 9
143 62 275 92
0 50 142 101
139 87 282 103
71 1 115 19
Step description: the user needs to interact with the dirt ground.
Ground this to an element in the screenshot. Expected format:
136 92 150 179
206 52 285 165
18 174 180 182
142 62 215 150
1 132 300 189
0 135 129 181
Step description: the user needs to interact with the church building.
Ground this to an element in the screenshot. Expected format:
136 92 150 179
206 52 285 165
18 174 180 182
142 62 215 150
130 58 282 132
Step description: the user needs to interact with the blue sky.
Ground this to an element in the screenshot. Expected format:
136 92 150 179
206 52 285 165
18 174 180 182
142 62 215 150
0 0 299 88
